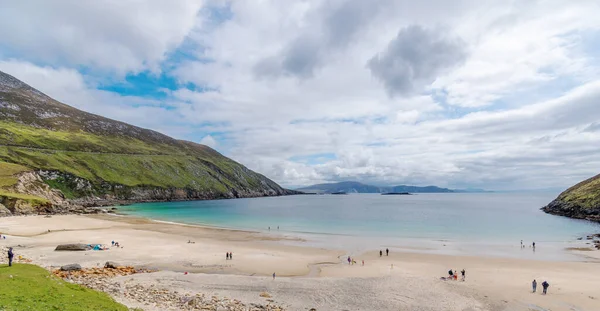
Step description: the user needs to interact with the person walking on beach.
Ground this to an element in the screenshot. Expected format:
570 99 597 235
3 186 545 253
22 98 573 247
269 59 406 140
532 242 536 249
272 272 276 280
347 256 351 264
230 252 233 260
386 248 389 256
461 269 466 281
532 279 537 293
542 281 549 295
7 247 14 267
226 252 229 260
379 250 382 257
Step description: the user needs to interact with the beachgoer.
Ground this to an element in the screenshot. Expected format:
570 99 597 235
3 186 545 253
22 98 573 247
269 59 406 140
8 247 14 267
386 248 389 256
461 269 466 281
520 240 523 248
448 270 453 277
542 281 549 295
112 240 115 246
347 256 351 264
362 260 364 266
273 272 276 280
379 250 382 257
230 252 233 260
226 252 229 260
532 279 537 293
533 242 536 249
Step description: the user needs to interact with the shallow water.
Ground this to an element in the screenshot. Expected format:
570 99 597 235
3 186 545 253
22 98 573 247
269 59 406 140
120 193 600 260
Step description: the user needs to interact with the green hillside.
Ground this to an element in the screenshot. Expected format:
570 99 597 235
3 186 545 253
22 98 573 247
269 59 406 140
0 70 291 209
542 174 600 222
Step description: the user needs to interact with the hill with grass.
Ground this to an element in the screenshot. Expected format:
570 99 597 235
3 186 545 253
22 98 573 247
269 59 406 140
0 70 294 215
542 173 600 222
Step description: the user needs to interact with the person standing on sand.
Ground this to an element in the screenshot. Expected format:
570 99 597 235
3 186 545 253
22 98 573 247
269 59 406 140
230 252 233 260
347 256 351 264
461 269 466 281
8 247 14 267
362 260 364 266
532 279 537 293
272 272 276 280
542 281 549 295
532 242 536 249
379 250 382 257
386 248 389 256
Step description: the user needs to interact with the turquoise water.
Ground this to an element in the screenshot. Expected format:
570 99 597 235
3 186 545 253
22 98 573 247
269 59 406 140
120 193 600 259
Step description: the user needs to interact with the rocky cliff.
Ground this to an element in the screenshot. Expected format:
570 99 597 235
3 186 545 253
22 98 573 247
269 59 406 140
0 70 295 215
542 173 600 222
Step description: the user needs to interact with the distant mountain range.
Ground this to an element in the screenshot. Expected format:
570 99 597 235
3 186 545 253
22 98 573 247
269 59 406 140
296 181 487 194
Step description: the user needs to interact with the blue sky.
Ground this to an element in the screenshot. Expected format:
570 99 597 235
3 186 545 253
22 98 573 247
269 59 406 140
1 0 600 190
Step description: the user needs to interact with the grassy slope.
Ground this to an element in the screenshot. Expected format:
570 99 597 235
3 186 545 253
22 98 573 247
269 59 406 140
554 173 600 210
0 70 287 200
0 264 127 311
0 121 272 196
0 161 49 204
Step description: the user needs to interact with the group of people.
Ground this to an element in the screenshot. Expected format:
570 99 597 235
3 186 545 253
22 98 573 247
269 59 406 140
532 279 550 295
226 252 233 260
520 240 536 250
379 248 390 257
447 269 466 281
111 241 121 247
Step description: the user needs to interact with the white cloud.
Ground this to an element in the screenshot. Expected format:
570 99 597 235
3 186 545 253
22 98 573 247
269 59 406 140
199 135 218 148
0 0 205 73
2 0 600 190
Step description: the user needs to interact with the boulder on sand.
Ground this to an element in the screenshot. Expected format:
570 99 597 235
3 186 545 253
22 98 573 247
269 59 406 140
104 261 121 269
55 244 91 251
60 263 82 271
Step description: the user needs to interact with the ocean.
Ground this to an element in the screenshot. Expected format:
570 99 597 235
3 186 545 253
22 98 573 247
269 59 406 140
119 193 600 260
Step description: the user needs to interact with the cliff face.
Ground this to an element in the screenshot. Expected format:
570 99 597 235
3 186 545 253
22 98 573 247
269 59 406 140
542 174 600 222
0 70 294 215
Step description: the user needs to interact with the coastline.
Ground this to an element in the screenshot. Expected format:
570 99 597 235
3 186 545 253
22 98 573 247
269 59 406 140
1 214 600 310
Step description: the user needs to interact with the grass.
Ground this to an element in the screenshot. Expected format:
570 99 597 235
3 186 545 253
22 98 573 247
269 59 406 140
0 264 128 311
558 174 600 209
0 120 280 198
0 190 50 205
0 161 30 188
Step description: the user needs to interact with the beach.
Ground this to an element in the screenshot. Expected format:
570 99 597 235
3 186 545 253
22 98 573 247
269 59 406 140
1 214 600 311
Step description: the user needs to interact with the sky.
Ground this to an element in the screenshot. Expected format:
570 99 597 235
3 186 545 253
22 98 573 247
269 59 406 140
1 0 600 190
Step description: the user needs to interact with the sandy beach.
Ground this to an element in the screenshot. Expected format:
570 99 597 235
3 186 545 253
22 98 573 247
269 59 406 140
1 214 600 311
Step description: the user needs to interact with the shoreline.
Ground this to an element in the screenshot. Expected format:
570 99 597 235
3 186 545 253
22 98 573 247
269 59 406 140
2 214 600 310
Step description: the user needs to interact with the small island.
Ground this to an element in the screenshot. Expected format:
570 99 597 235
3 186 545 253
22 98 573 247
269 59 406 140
330 191 348 195
381 192 412 195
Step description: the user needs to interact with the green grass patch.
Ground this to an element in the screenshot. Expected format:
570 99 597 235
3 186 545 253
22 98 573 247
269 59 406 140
0 190 49 205
0 161 30 188
0 264 128 311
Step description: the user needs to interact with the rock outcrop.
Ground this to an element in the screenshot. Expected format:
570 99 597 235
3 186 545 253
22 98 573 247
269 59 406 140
542 173 600 223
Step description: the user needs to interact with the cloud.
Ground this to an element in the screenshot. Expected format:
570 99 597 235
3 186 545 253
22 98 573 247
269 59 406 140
368 25 467 96
199 135 218 148
0 0 204 73
3 0 600 191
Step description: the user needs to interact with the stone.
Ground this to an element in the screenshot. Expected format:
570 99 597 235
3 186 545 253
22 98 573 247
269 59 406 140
0 203 11 216
55 244 91 251
104 261 121 269
60 264 82 271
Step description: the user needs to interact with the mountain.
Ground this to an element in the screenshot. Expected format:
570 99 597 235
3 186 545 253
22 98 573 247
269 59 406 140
296 181 454 194
542 174 600 223
0 70 294 215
